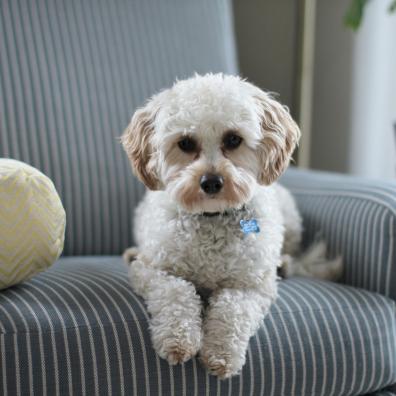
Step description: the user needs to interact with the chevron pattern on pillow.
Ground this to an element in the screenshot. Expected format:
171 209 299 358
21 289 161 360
0 159 66 289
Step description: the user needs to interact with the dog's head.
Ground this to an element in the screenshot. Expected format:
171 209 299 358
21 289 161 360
121 74 300 213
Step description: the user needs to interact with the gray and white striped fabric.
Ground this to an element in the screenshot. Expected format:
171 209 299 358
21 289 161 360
369 391 396 396
281 168 396 302
375 393 396 396
0 256 395 396
0 0 238 256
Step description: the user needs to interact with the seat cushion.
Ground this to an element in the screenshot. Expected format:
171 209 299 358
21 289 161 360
0 257 395 395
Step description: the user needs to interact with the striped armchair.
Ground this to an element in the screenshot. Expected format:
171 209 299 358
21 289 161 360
0 0 395 395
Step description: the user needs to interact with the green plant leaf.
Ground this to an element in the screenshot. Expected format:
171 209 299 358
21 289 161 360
345 0 395 30
344 0 370 30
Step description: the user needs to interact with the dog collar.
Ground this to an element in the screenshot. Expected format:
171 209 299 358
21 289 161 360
202 211 222 217
201 205 246 218
201 207 260 234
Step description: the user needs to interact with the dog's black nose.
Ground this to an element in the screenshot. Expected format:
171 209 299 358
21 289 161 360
200 174 224 194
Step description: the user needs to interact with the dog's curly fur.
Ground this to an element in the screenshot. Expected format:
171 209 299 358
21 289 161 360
121 74 342 378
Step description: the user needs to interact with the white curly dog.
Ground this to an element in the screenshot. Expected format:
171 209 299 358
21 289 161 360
121 74 342 378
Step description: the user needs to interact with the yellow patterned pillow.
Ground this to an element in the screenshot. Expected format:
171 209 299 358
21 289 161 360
0 159 66 289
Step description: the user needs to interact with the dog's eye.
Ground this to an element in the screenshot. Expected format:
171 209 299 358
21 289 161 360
223 132 242 150
178 137 197 153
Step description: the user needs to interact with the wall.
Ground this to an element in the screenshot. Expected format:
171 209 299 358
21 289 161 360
232 0 300 117
348 0 396 178
311 0 396 178
233 0 396 179
310 0 353 173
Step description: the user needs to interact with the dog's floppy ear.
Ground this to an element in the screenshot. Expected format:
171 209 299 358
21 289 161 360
254 92 301 185
121 103 160 190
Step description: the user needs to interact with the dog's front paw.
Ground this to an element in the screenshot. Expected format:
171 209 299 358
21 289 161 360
154 329 202 365
160 336 201 365
200 351 233 378
199 345 244 379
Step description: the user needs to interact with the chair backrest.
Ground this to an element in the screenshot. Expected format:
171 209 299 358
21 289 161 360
0 0 238 255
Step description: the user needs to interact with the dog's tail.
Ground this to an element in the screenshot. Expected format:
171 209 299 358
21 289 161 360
281 241 343 281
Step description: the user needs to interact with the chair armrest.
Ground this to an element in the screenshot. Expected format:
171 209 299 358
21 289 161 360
280 167 396 301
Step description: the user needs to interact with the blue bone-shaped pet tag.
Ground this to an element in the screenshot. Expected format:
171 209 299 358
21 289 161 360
240 219 260 235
